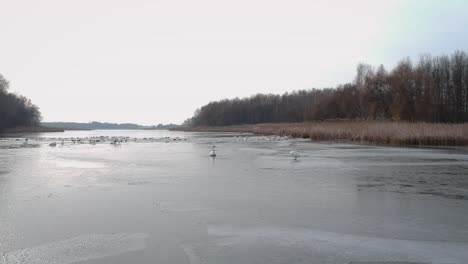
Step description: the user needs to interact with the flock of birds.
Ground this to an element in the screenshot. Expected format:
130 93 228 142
11 136 301 160
13 136 187 147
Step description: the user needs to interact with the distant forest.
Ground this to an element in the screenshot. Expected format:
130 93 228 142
42 122 179 130
186 51 468 126
0 74 41 130
42 122 144 130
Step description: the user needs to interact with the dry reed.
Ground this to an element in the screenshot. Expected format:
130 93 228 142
174 121 468 146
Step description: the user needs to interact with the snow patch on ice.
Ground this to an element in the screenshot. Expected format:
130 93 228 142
0 233 148 264
181 225 467 264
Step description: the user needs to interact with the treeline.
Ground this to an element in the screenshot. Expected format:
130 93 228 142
42 121 144 130
42 121 180 130
0 74 41 130
145 123 180 130
186 51 468 126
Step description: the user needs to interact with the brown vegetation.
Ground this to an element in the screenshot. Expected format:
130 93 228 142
174 121 468 146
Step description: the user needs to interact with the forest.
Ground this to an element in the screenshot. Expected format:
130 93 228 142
186 51 468 126
0 74 41 130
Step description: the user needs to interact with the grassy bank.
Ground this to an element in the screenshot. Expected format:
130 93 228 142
0 126 65 134
173 121 468 146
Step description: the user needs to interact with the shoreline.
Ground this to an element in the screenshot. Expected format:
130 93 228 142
172 121 468 146
0 126 65 134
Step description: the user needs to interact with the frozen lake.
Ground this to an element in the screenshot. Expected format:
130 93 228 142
1 130 468 264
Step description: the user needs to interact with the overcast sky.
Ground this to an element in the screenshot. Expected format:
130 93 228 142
1 0 467 125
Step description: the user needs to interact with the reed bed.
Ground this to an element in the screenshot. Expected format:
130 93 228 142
175 121 468 146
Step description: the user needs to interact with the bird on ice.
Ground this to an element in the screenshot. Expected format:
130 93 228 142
290 150 300 160
209 146 216 157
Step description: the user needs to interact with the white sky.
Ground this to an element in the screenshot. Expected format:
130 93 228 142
1 0 467 125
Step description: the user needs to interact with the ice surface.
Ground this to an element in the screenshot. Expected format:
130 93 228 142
0 233 148 264
0 130 467 264
180 225 467 264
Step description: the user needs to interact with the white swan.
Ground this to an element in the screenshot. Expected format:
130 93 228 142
21 138 28 146
290 150 300 160
209 146 216 157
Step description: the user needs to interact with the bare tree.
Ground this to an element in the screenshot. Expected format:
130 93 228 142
188 51 468 126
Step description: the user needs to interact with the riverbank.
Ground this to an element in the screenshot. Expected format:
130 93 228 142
173 121 468 146
0 126 65 134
